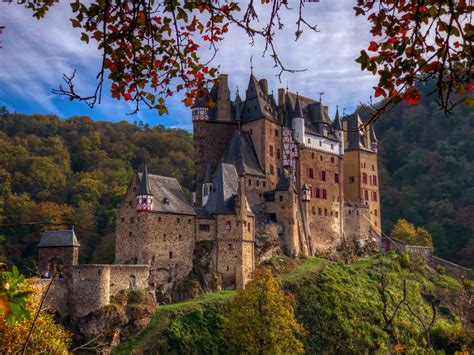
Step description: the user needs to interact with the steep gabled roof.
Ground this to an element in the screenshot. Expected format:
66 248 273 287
205 163 239 215
241 74 278 123
293 94 303 118
222 130 265 177
38 229 80 248
138 173 196 215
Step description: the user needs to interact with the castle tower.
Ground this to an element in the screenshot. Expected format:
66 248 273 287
136 165 153 212
342 113 381 232
37 228 80 277
193 75 237 206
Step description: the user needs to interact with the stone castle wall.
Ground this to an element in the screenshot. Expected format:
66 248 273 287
34 278 69 316
38 246 79 276
343 203 371 242
297 148 343 252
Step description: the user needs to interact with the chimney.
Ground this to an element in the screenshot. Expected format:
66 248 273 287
259 79 268 95
216 74 231 120
278 88 286 107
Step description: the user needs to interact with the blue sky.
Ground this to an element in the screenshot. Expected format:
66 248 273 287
0 1 377 130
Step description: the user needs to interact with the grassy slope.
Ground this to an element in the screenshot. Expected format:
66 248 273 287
115 255 472 354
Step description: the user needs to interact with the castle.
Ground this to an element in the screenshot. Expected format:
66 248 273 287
36 72 381 317
114 72 381 289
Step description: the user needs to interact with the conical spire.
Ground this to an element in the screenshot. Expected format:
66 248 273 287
203 162 212 183
293 93 303 118
333 105 342 131
138 164 153 195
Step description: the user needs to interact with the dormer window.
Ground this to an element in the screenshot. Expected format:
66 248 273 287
163 197 170 205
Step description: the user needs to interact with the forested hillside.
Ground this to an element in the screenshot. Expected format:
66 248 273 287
0 112 194 273
0 87 472 273
375 81 474 267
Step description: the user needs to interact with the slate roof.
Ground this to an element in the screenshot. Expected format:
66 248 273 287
205 163 239 215
275 169 295 192
341 113 375 151
241 74 278 123
333 107 342 131
137 173 196 215
203 162 212 183
284 92 339 141
37 229 80 248
205 162 255 216
221 130 265 177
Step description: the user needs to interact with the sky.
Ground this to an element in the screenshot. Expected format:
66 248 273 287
0 1 378 130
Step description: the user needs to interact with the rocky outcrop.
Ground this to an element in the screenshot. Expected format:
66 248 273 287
70 289 155 354
255 223 284 263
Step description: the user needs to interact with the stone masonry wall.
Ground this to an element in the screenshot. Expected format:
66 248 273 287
72 265 111 317
343 203 371 242
196 217 216 242
38 246 79 276
297 147 343 252
34 278 69 316
109 265 149 295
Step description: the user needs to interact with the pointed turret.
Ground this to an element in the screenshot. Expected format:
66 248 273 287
202 162 213 206
136 165 154 212
333 106 342 131
293 93 303 119
370 125 378 152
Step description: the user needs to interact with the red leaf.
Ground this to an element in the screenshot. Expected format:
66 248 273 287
403 89 421 106
368 41 379 51
465 83 474 91
373 86 387 98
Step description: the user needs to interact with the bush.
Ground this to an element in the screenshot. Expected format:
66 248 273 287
399 252 411 269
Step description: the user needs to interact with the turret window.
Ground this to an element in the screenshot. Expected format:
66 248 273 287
270 145 274 157
335 173 339 183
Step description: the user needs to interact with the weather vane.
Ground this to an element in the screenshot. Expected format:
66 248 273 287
319 91 325 102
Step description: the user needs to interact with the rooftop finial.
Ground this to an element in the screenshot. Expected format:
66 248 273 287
286 81 289 92
250 55 253 74
343 107 347 116
319 91 325 103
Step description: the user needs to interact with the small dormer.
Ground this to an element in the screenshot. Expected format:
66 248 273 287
202 162 213 206
136 165 154 212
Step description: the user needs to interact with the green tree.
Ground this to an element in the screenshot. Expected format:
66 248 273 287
390 219 433 247
224 269 304 355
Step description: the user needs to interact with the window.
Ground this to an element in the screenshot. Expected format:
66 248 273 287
308 138 311 144
319 141 322 147
331 157 335 163
364 190 369 200
248 179 252 186
335 211 339 218
270 145 274 157
316 188 321 199
130 217 134 224
374 209 378 216
163 234 166 241
362 173 368 184
331 144 334 150
318 208 322 215
312 207 316 215
270 165 274 175
263 181 266 188
203 185 209 196
373 191 378 202
226 265 230 271
277 148 281 159
129 232 132 237
275 129 279 137
158 216 162 222
228 243 233 250
279 195 283 202
169 251 173 259
324 208 328 216
121 218 125 223
199 224 210 231
250 129 253 135
188 219 192 224
373 175 378 186
176 218 180 224
312 152 315 159
335 173 339 184
308 168 314 179
372 164 375 171
178 234 182 240
349 176 355 184
133 187 137 192
247 222 251 232
322 189 327 200
320 155 323 161
256 180 260 187
225 221 231 230
320 170 326 181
